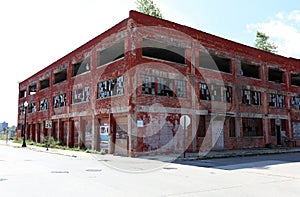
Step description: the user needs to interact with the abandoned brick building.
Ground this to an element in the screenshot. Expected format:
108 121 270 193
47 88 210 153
17 11 300 156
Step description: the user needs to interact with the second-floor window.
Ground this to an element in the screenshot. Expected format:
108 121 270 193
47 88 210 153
54 93 67 108
242 90 261 105
292 96 300 110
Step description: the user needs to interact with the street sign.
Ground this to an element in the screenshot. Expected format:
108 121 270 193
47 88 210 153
180 115 191 129
45 120 52 129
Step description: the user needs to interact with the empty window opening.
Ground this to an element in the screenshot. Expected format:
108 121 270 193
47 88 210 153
197 115 206 137
241 63 260 79
142 38 185 64
98 76 124 99
72 86 90 104
39 98 49 111
53 93 67 108
242 90 261 105
268 68 284 83
54 69 67 84
242 118 263 136
40 78 50 90
291 73 300 87
270 119 276 136
142 75 186 98
229 117 235 137
29 84 37 95
199 51 231 73
28 102 36 113
98 40 124 66
19 90 26 98
73 57 91 76
292 96 300 110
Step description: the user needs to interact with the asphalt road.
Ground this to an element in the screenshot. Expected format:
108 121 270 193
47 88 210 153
1 144 300 197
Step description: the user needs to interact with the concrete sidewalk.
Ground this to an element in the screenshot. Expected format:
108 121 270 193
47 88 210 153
2 140 300 162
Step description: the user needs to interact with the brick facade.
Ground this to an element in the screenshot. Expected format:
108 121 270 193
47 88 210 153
17 11 300 156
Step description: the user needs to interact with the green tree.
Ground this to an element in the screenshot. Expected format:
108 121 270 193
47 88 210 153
136 0 163 19
254 31 278 53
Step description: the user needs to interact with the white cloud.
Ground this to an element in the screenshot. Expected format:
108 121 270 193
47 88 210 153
247 10 300 58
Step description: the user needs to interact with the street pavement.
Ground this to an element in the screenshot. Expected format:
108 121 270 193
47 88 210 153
1 140 300 197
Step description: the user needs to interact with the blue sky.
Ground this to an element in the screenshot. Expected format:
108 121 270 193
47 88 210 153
0 0 299 126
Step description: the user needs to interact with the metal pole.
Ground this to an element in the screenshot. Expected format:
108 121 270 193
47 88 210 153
183 116 186 158
22 107 27 147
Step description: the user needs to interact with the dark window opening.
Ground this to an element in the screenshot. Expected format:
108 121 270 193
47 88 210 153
54 69 67 84
29 84 37 95
73 57 91 76
197 115 206 137
270 119 276 136
98 76 124 99
40 78 50 90
291 73 300 87
19 90 26 98
200 83 210 100
281 119 287 133
268 68 284 83
225 86 232 103
229 117 235 137
199 51 231 73
53 93 67 108
242 118 263 136
241 63 260 79
98 40 125 66
292 96 300 110
142 38 185 64
39 98 48 111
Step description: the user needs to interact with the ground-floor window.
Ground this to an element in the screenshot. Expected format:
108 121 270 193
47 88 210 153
242 118 263 136
270 119 276 136
229 117 235 137
197 115 206 137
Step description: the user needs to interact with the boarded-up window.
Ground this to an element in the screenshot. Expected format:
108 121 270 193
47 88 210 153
242 118 263 136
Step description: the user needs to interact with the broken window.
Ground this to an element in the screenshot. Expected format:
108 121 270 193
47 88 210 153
141 75 186 98
72 57 91 77
242 118 263 136
28 102 36 113
241 62 260 79
29 84 37 95
142 75 156 95
174 80 186 98
200 83 210 100
72 86 90 104
157 77 174 97
97 76 124 99
291 73 300 87
199 51 231 73
40 78 50 90
142 38 185 64
224 86 232 103
242 90 251 105
53 93 67 108
98 40 124 66
197 115 206 137
39 98 49 111
292 96 300 110
268 68 284 83
54 69 67 84
269 94 285 108
278 95 285 108
211 85 221 101
19 103 26 115
229 117 235 137
269 93 277 107
19 90 26 98
242 90 261 105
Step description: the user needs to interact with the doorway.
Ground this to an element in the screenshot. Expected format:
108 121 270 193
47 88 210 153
276 126 281 145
